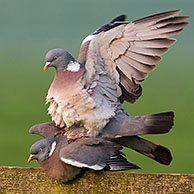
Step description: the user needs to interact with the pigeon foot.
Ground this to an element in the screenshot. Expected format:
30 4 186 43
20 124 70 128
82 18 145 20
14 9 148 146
54 127 66 137
67 132 89 143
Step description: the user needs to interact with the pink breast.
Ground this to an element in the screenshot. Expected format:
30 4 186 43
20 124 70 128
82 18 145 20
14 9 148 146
48 69 83 98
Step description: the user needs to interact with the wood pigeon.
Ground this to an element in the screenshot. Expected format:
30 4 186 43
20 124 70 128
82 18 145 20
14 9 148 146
28 128 140 182
43 10 188 137
29 111 174 172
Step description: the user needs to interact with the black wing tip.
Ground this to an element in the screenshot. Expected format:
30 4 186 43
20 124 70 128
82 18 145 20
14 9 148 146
93 14 128 35
105 162 141 171
104 152 141 171
110 14 127 23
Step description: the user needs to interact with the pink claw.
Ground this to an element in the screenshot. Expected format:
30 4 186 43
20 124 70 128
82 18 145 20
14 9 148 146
67 132 89 143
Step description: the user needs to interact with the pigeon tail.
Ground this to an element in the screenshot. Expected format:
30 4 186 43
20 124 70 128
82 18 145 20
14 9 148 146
102 111 174 139
114 136 172 165
121 111 174 136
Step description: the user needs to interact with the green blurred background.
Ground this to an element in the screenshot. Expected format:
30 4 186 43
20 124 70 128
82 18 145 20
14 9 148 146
0 0 193 174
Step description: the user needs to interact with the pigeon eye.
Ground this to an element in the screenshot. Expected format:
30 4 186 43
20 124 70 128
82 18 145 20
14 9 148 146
53 56 58 60
39 148 42 152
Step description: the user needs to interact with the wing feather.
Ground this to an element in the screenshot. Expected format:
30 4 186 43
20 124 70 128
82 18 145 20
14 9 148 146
134 10 182 26
81 10 188 103
121 55 156 73
116 58 148 81
128 46 168 56
133 38 176 48
125 51 161 65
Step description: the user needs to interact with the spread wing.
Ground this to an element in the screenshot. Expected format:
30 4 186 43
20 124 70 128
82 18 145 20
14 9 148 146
80 10 188 103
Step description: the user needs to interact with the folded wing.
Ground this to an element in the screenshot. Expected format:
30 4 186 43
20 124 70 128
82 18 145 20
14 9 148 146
59 138 140 171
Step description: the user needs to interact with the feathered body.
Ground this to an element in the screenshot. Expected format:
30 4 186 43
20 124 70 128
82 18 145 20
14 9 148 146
46 64 122 136
44 10 188 136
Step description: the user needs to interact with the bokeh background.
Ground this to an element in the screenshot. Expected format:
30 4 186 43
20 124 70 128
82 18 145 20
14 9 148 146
0 0 193 174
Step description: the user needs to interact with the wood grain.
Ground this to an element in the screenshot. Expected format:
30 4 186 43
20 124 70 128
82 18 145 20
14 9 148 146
0 166 194 193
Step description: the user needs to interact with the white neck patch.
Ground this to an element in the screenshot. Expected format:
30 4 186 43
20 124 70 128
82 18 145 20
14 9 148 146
66 61 80 72
49 141 57 157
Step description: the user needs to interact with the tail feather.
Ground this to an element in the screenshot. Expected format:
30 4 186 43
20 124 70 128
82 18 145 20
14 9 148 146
140 111 174 134
102 111 174 139
115 136 172 165
122 111 174 136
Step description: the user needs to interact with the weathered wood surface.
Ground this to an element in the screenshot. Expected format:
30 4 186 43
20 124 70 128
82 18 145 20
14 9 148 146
0 166 194 194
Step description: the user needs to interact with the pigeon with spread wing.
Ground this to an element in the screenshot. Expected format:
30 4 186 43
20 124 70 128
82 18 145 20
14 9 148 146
44 10 188 137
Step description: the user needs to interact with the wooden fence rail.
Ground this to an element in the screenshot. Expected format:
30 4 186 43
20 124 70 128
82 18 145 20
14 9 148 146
0 166 194 193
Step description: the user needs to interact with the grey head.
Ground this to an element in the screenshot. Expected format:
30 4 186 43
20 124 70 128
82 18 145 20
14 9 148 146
44 48 76 71
28 138 57 163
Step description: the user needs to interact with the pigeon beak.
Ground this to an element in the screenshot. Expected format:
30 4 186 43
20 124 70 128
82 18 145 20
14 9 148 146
28 154 35 163
44 62 51 71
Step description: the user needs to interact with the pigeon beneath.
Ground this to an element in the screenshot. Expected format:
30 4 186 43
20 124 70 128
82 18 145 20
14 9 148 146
43 10 188 137
28 130 140 182
29 111 174 167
